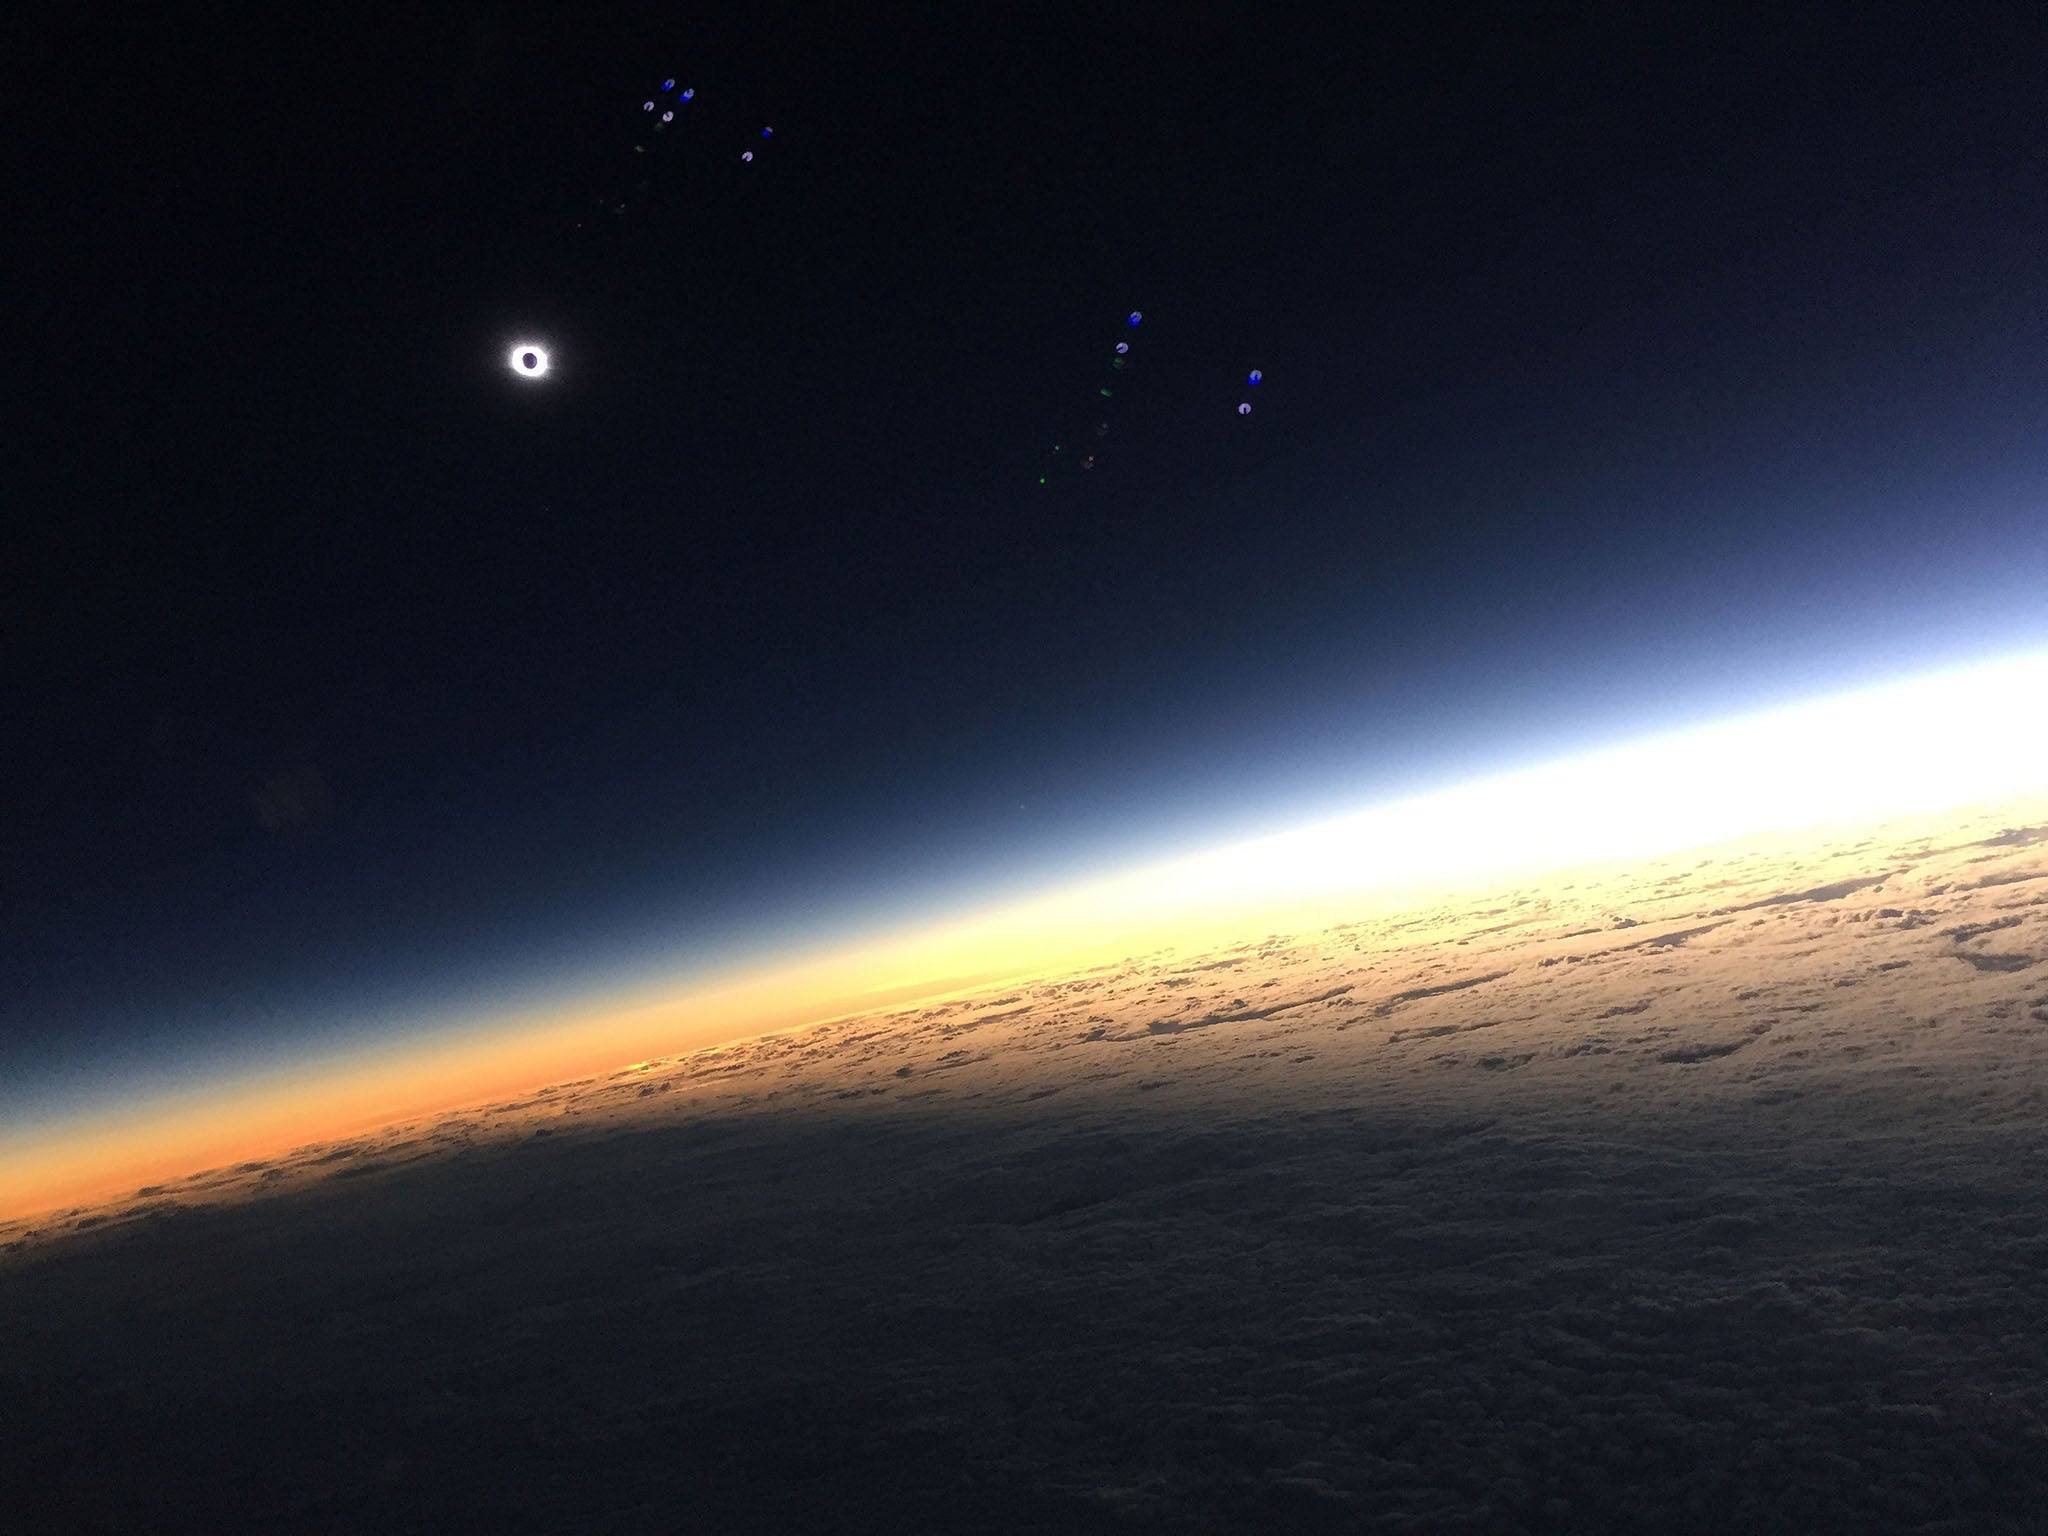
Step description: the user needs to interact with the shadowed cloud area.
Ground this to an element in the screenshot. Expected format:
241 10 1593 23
8 798 2048 1532
10 1 2048 1530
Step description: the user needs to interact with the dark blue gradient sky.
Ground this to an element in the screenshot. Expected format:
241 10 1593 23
8 2 2048 1129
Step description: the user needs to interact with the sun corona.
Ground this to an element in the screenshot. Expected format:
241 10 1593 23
508 342 551 379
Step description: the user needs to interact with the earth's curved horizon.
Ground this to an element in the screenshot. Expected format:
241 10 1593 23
16 7 2048 1530
7 792 2048 1531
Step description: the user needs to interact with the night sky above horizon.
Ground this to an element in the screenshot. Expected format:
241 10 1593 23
8 2 2048 1144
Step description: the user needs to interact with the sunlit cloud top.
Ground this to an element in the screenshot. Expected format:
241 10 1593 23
895 645 2048 972
7 646 2045 1223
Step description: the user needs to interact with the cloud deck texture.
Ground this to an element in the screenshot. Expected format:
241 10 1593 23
5 797 2048 1532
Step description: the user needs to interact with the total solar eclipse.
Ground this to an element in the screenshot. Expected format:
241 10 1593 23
508 343 550 379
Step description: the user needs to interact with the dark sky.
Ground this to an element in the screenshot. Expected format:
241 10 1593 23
8 1 2048 1121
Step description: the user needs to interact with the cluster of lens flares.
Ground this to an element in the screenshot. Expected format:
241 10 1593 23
539 79 1275 453
639 78 771 160
1038 311 1265 482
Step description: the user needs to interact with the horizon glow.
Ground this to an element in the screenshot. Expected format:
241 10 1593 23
6 645 2047 1223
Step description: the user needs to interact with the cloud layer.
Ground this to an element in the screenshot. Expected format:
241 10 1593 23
5 795 2047 1532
